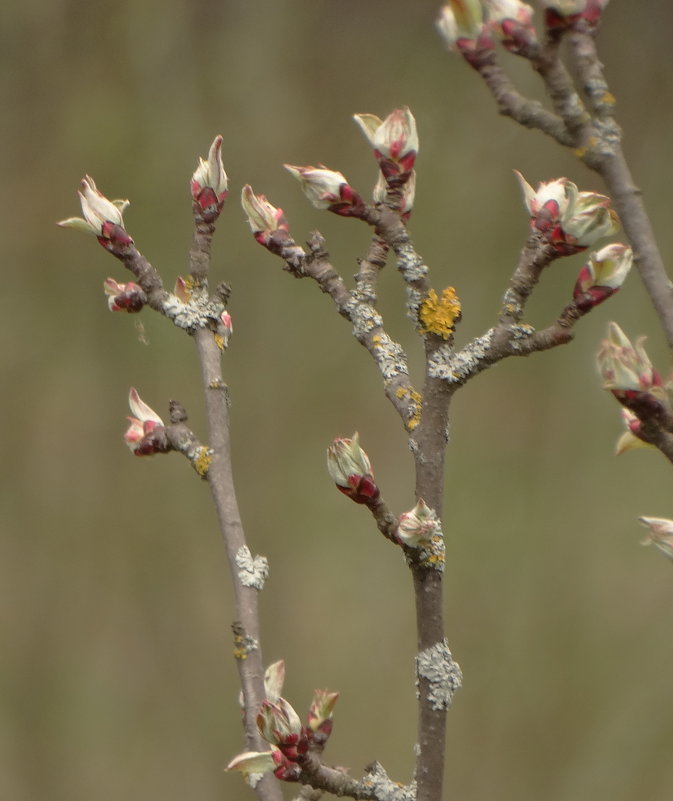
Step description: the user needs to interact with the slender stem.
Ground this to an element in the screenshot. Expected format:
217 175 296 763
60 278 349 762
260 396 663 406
411 369 453 801
193 329 283 801
592 151 673 350
562 29 673 351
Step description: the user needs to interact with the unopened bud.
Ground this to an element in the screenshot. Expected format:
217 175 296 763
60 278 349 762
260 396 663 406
103 278 147 313
486 0 537 53
256 698 308 760
307 689 339 745
353 107 418 180
597 323 660 395
436 1 495 66
58 176 133 251
638 516 673 561
284 164 365 217
241 185 290 250
191 135 228 222
124 388 168 456
573 244 632 311
326 433 380 505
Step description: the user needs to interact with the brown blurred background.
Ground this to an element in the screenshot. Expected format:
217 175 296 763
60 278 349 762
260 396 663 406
3 1 673 799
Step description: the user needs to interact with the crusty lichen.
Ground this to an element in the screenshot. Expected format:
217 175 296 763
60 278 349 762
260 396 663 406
233 629 259 660
161 292 226 333
394 385 423 431
359 762 415 801
348 300 384 338
235 545 269 590
428 330 495 382
192 446 213 477
413 533 446 572
418 287 462 339
416 638 462 711
369 332 410 381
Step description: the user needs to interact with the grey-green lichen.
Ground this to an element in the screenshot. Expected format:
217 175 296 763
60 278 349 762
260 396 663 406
428 330 495 382
235 546 269 590
396 243 429 283
161 293 225 333
359 762 416 801
412 533 446 573
416 638 462 711
347 300 384 339
507 323 536 352
233 632 258 660
406 287 424 322
371 332 410 380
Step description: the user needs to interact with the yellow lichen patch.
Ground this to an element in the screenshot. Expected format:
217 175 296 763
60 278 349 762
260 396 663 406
192 446 213 477
395 386 423 431
233 631 251 660
419 287 462 339
574 136 599 159
214 333 225 351
601 91 616 105
419 534 446 572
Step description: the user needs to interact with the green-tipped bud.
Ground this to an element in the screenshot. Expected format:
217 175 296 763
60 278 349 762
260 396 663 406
307 689 339 745
597 323 660 395
257 698 308 761
241 184 289 248
58 175 133 250
326 433 380 505
573 244 632 311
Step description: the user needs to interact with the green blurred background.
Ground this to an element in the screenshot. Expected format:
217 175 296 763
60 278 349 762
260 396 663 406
3 1 673 799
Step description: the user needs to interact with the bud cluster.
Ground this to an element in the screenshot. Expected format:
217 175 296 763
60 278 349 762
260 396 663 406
597 323 673 453
252 688 339 781
228 661 340 786
515 171 620 256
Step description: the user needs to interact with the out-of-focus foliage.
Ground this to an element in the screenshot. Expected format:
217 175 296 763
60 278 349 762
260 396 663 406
3 1 673 799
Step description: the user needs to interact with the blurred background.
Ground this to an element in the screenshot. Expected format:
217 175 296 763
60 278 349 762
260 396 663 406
3 1 673 799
